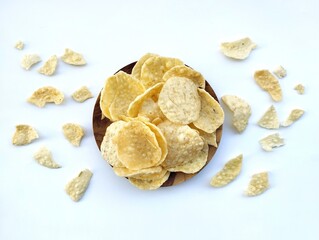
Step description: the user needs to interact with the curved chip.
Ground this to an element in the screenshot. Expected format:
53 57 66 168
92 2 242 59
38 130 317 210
221 37 256 60
38 55 58 76
113 165 163 178
254 70 282 102
193 88 224 133
33 146 61 169
281 109 304 127
131 53 159 80
189 123 217 147
61 48 86 66
259 133 284 152
28 86 64 107
257 105 279 129
72 86 93 103
245 172 269 196
21 54 41 70
62 123 85 147
158 77 201 124
128 171 170 190
12 124 39 146
65 169 93 201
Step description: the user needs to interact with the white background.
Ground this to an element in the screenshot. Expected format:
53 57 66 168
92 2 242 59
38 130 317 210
1 0 319 239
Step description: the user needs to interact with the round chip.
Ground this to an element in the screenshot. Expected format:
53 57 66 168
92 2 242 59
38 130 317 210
158 77 201 124
128 171 170 190
113 165 163 178
28 86 64 108
131 53 159 80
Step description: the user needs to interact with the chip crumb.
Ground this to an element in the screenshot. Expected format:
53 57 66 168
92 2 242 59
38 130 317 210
12 124 39 146
254 70 282 102
71 86 93 103
14 40 24 50
273 65 287 79
281 109 304 127
28 86 64 107
61 48 86 66
259 133 285 151
257 105 280 129
65 169 93 201
33 146 61 169
245 172 269 196
220 37 256 60
62 123 85 146
38 55 58 76
294 84 305 95
21 54 41 70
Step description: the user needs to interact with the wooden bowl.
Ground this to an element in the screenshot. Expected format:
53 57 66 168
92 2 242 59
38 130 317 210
92 62 223 187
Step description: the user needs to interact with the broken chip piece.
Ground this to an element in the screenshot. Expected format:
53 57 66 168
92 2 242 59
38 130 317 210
281 109 304 127
28 86 64 107
12 124 39 146
65 169 93 201
245 172 269 196
38 55 58 76
72 86 93 103
61 48 86 66
14 40 24 50
33 146 61 169
257 105 280 129
254 70 282 102
273 65 287 79
21 54 41 70
220 37 256 60
294 84 305 95
210 154 243 187
62 123 85 146
259 133 285 151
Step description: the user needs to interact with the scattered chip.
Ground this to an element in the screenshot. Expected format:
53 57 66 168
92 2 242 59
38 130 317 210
65 169 93 201
257 105 280 129
254 70 282 102
193 88 224 133
21 54 41 70
245 172 269 196
220 37 256 60
210 154 243 187
33 146 61 169
12 124 39 146
14 40 24 50
128 171 170 190
259 133 285 151
62 123 85 146
131 53 159 80
61 48 86 66
221 95 251 133
273 65 287 78
281 109 304 127
28 86 64 107
72 86 93 103
158 77 201 124
38 55 58 76
294 84 305 95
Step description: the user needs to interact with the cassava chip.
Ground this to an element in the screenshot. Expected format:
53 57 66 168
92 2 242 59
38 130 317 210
12 124 39 146
21 54 41 70
257 105 280 129
131 53 159 80
131 169 168 181
28 86 64 107
259 133 284 151
281 109 304 127
221 37 256 60
38 55 58 76
65 169 93 201
62 123 85 146
221 95 251 132
140 56 184 88
189 123 217 147
193 88 224 133
273 65 287 79
210 154 243 187
72 86 93 102
15 40 24 50
245 172 269 196
162 65 205 88
61 48 86 65
33 146 61 169
294 84 305 95
113 165 163 178
100 71 145 121
254 70 282 102
128 171 170 190
158 77 201 124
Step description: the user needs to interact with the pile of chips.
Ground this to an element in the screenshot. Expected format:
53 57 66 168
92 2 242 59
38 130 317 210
99 54 224 190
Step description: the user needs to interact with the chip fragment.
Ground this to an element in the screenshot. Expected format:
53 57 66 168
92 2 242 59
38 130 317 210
281 109 304 127
21 54 41 70
38 55 58 76
259 133 285 151
245 172 269 196
33 146 61 169
273 65 287 79
61 48 86 66
72 86 93 103
14 40 24 50
131 53 159 80
294 84 305 95
65 169 93 201
257 105 280 129
28 86 64 107
12 124 39 146
62 123 85 147
254 70 282 102
221 95 251 132
210 154 243 187
220 37 256 60
128 171 170 190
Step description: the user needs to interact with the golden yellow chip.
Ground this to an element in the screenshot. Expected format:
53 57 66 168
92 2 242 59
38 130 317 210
162 65 205 88
221 37 256 60
113 165 163 178
257 105 279 129
14 40 24 50
131 53 159 80
114 121 162 170
21 54 41 70
193 88 224 133
151 117 164 126
38 55 58 76
61 48 86 65
128 171 170 190
131 169 168 181
294 84 305 94
65 169 93 201
158 77 201 124
245 172 269 196
140 56 184 88
33 146 61 169
72 86 93 103
254 70 282 102
221 95 251 133
189 123 217 147
12 124 39 146
62 123 85 147
100 71 145 121
259 133 284 151
281 109 304 127
210 154 243 187
273 65 287 79
28 86 64 107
